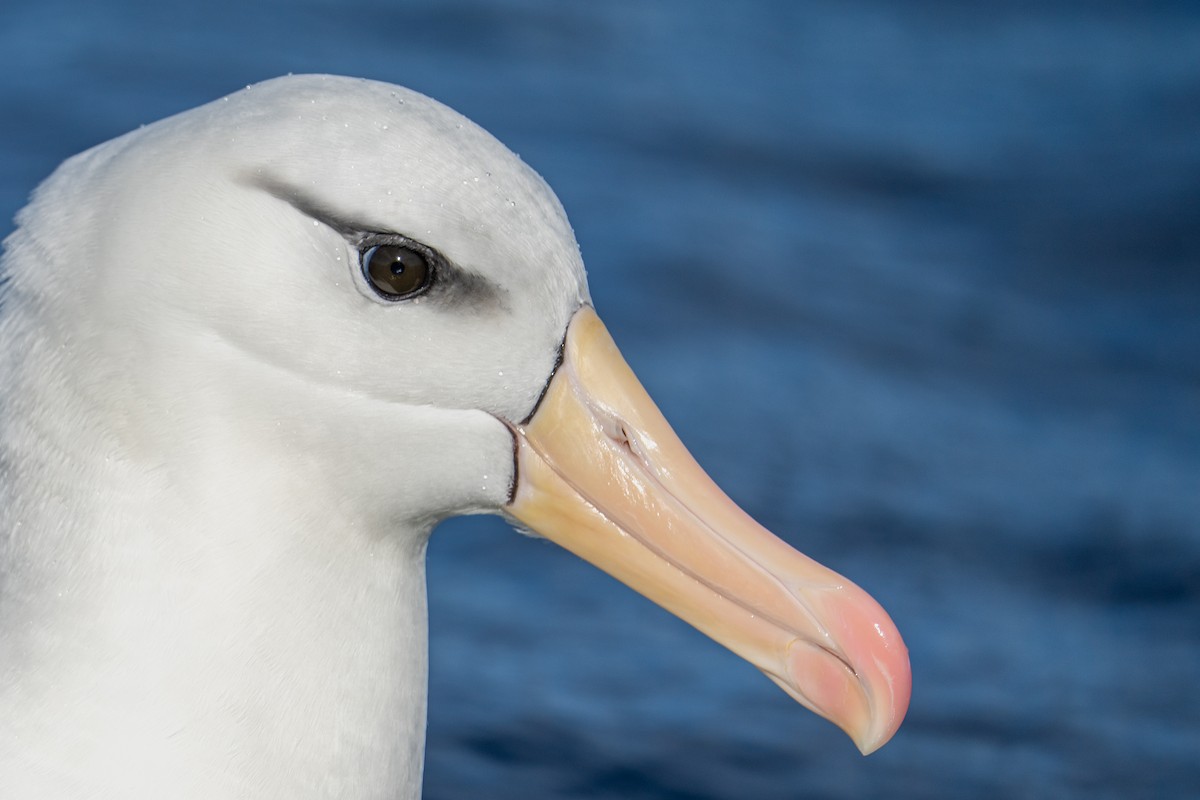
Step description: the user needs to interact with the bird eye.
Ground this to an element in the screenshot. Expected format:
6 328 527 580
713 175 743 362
361 243 433 300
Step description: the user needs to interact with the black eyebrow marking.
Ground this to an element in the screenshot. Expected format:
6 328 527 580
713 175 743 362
251 175 376 237
245 172 510 312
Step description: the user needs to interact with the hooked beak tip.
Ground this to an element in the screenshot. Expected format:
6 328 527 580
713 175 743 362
778 587 911 754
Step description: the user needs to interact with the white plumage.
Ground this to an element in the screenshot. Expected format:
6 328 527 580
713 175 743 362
0 74 585 798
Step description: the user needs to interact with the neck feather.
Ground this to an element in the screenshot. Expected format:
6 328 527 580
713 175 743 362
0 339 433 798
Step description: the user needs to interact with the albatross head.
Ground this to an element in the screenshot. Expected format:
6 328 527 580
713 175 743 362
0 75 909 795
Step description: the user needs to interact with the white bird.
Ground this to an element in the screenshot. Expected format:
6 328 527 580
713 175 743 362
0 75 909 799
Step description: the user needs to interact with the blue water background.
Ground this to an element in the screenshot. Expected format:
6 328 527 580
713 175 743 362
2 2 1197 797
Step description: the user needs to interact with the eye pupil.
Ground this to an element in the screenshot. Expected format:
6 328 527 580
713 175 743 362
363 244 432 299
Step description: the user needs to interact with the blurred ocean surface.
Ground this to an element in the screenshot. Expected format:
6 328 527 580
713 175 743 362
1 1 1197 798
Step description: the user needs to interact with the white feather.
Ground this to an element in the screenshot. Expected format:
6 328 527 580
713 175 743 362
0 74 588 799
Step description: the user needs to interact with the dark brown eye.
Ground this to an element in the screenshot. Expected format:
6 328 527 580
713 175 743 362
362 244 432 300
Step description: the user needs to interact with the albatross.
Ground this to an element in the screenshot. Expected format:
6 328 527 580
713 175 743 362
0 75 910 798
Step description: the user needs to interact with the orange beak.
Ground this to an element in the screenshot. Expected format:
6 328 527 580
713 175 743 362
505 306 910 754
